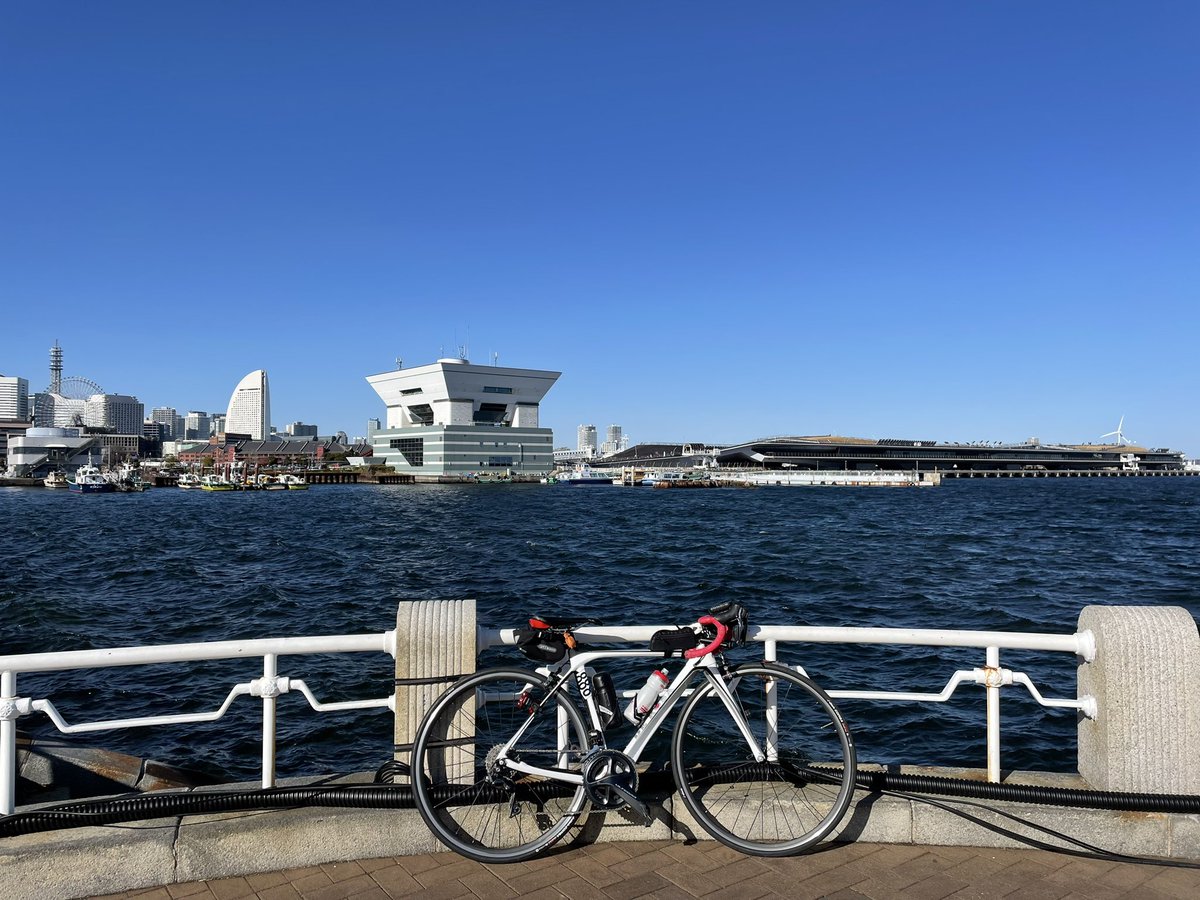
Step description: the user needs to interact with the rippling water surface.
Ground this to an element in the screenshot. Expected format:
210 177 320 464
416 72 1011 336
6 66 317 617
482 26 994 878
2 479 1198 781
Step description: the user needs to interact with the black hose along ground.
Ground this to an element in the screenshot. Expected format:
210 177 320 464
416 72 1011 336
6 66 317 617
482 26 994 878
3 763 1200 839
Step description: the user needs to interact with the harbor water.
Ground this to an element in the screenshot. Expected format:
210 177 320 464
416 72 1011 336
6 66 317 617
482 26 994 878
2 479 1198 783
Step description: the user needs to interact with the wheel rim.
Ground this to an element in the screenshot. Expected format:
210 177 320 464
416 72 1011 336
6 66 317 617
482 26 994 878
672 666 855 855
413 670 590 861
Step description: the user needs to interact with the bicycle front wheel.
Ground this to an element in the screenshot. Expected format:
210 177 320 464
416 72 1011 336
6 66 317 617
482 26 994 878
671 663 856 856
411 667 592 863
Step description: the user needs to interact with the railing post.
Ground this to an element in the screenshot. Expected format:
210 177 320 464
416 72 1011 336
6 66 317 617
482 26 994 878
985 646 1000 782
394 600 477 779
764 639 778 761
1077 605 1200 793
262 653 277 788
1 671 15 815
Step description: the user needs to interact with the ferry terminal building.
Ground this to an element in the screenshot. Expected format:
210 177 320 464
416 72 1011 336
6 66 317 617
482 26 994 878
366 358 560 481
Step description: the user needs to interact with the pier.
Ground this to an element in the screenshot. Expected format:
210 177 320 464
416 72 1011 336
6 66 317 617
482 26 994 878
941 468 1200 479
300 470 414 485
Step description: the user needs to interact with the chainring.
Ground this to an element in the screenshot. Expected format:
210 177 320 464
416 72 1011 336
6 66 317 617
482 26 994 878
581 749 639 810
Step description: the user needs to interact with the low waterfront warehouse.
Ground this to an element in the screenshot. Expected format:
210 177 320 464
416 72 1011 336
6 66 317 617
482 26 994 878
366 357 560 480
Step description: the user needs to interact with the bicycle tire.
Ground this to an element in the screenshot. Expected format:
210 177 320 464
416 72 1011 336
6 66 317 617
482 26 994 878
411 667 592 863
671 662 856 856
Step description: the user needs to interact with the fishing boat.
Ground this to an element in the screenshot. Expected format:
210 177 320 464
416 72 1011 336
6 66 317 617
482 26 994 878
277 473 308 490
43 470 69 489
68 465 115 494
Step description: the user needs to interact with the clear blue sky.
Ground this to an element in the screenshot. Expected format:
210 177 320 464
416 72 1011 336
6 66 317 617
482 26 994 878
2 3 1197 452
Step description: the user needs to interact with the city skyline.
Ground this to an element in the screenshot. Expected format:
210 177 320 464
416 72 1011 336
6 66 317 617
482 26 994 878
2 5 1197 454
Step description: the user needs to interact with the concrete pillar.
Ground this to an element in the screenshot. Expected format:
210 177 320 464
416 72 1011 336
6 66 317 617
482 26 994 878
1077 605 1200 793
394 599 477 779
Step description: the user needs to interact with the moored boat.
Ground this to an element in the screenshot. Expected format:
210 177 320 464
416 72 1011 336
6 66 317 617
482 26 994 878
558 463 615 485
68 465 115 494
43 470 69 489
200 474 237 492
109 463 148 492
474 470 513 484
277 473 308 490
257 474 288 491
176 472 201 489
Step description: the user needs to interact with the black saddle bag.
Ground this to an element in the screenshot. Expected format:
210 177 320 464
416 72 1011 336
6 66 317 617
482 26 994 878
516 627 568 663
649 627 700 658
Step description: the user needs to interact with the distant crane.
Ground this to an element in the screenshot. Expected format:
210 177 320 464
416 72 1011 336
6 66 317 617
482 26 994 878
1101 416 1133 446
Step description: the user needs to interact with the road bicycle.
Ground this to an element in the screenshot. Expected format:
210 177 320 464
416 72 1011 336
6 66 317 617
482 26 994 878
409 603 856 863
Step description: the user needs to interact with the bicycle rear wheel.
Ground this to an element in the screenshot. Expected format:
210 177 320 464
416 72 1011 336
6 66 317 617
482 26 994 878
671 663 856 856
411 667 592 863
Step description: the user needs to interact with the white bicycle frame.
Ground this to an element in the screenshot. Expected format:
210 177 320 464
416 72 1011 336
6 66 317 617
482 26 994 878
496 647 771 785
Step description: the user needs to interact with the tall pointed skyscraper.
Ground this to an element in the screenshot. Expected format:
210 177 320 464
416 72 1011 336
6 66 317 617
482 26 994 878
225 370 271 440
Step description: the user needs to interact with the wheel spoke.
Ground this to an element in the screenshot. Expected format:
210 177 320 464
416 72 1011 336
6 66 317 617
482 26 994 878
412 669 591 863
672 665 855 856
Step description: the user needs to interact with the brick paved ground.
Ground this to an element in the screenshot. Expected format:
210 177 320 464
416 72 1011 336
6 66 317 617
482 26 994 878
101 840 1200 899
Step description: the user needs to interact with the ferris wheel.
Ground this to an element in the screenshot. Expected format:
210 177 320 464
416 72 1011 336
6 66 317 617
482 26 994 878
44 375 104 399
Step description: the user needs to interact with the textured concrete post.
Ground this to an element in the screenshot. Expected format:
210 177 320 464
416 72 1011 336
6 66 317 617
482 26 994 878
394 599 477 779
1077 605 1200 793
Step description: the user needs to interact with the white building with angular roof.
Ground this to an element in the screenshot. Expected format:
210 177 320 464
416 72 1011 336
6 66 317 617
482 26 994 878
366 358 560 479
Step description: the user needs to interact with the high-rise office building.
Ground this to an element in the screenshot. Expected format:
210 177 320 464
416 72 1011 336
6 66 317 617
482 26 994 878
85 394 145 435
224 370 271 440
601 424 627 456
287 422 319 438
151 407 180 439
184 411 211 440
209 414 226 436
577 424 597 456
0 375 30 420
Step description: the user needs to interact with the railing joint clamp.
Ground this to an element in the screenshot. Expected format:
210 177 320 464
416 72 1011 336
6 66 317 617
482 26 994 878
0 697 33 720
978 666 1011 688
252 676 291 699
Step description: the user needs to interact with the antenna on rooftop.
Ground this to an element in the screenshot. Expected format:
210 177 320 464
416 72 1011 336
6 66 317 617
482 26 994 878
395 357 403 370
1101 416 1132 446
49 340 63 393
492 351 499 367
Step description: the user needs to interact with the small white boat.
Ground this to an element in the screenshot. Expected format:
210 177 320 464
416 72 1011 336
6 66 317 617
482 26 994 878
108 462 147 492
177 472 201 489
277 473 308 490
200 474 237 492
69 464 115 494
43 470 69 489
559 464 615 485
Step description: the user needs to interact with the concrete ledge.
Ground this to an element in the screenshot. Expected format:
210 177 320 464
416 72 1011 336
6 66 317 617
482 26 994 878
2 768 1198 899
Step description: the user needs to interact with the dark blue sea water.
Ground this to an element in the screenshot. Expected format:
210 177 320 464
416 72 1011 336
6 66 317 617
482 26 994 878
2 479 1198 782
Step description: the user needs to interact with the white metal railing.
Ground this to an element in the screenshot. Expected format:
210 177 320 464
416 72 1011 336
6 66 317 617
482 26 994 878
0 619 1098 817
481 622 1098 784
0 631 397 815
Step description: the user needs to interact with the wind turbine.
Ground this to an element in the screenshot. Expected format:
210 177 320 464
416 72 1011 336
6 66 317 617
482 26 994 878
1101 416 1132 446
